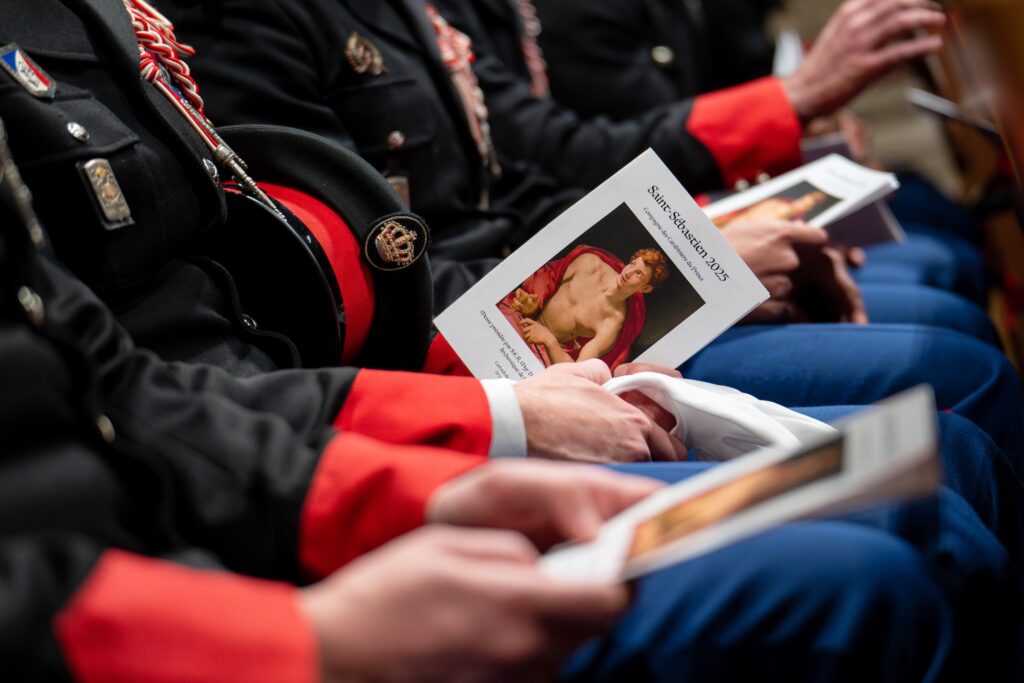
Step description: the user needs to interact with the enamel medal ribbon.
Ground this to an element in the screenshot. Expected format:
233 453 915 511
121 0 280 215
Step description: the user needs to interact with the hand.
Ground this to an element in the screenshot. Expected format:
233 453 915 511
722 221 828 324
722 221 828 278
783 0 945 122
521 318 558 347
793 245 870 324
612 363 688 447
302 527 629 683
513 359 682 462
428 460 663 549
510 288 540 317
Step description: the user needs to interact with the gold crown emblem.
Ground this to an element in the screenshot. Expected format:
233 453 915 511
374 220 419 266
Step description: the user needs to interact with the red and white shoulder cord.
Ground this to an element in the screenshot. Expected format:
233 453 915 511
120 0 278 211
424 4 502 186
514 0 550 98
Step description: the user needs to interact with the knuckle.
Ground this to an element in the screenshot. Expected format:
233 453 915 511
488 628 544 667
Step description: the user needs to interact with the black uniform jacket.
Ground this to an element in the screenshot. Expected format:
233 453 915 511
165 0 585 308
164 0 781 275
433 0 802 190
0 130 486 679
0 0 435 372
532 0 778 121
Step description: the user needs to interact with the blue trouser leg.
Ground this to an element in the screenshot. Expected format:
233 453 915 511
856 230 986 304
682 324 1024 466
797 407 1024 572
574 464 1022 682
860 283 999 345
889 173 978 243
564 519 954 683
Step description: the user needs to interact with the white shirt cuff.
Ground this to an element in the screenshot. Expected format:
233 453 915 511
481 379 527 459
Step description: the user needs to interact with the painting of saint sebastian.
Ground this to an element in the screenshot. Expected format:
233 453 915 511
500 245 669 371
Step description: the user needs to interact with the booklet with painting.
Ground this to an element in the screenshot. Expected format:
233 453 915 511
541 386 941 584
703 153 903 248
434 149 769 380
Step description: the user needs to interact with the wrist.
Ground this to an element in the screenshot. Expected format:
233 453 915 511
300 579 364 683
781 73 816 124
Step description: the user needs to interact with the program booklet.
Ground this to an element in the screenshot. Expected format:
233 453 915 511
541 386 940 584
434 150 769 379
703 153 903 248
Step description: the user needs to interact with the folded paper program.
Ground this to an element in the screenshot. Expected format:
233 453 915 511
603 373 835 461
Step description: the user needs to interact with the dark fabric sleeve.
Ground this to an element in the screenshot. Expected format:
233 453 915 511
531 0 685 119
0 534 102 682
165 0 360 150
39 255 490 580
40 255 353 581
432 0 723 192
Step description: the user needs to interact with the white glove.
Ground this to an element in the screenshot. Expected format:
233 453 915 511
603 373 836 461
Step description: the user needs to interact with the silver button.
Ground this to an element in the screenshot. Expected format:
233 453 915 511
756 172 771 184
27 220 45 249
241 314 258 330
651 45 675 66
96 415 116 443
387 130 406 150
733 179 751 191
67 122 90 143
203 159 220 185
17 286 44 327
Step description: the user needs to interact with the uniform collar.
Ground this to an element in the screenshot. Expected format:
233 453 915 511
69 0 142 78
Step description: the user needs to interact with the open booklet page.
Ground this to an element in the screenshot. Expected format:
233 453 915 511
799 133 906 247
541 386 940 585
703 154 901 247
435 150 769 379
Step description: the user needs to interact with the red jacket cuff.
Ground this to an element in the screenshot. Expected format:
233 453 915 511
301 432 486 577
336 369 492 455
687 77 804 188
55 551 316 683
422 333 474 376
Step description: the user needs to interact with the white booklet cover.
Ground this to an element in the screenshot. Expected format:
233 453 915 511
799 133 906 247
434 150 769 379
703 154 901 246
541 386 940 585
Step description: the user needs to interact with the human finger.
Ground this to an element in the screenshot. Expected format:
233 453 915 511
613 362 683 379
575 468 665 517
845 246 867 268
783 222 829 246
646 421 685 462
513 574 631 627
826 249 869 324
761 274 794 300
417 526 542 565
868 33 943 73
870 8 946 51
619 389 677 431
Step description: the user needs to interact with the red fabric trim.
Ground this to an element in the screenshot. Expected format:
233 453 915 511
422 334 473 376
336 370 492 455
55 551 316 683
687 77 804 188
301 432 485 577
261 182 375 364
